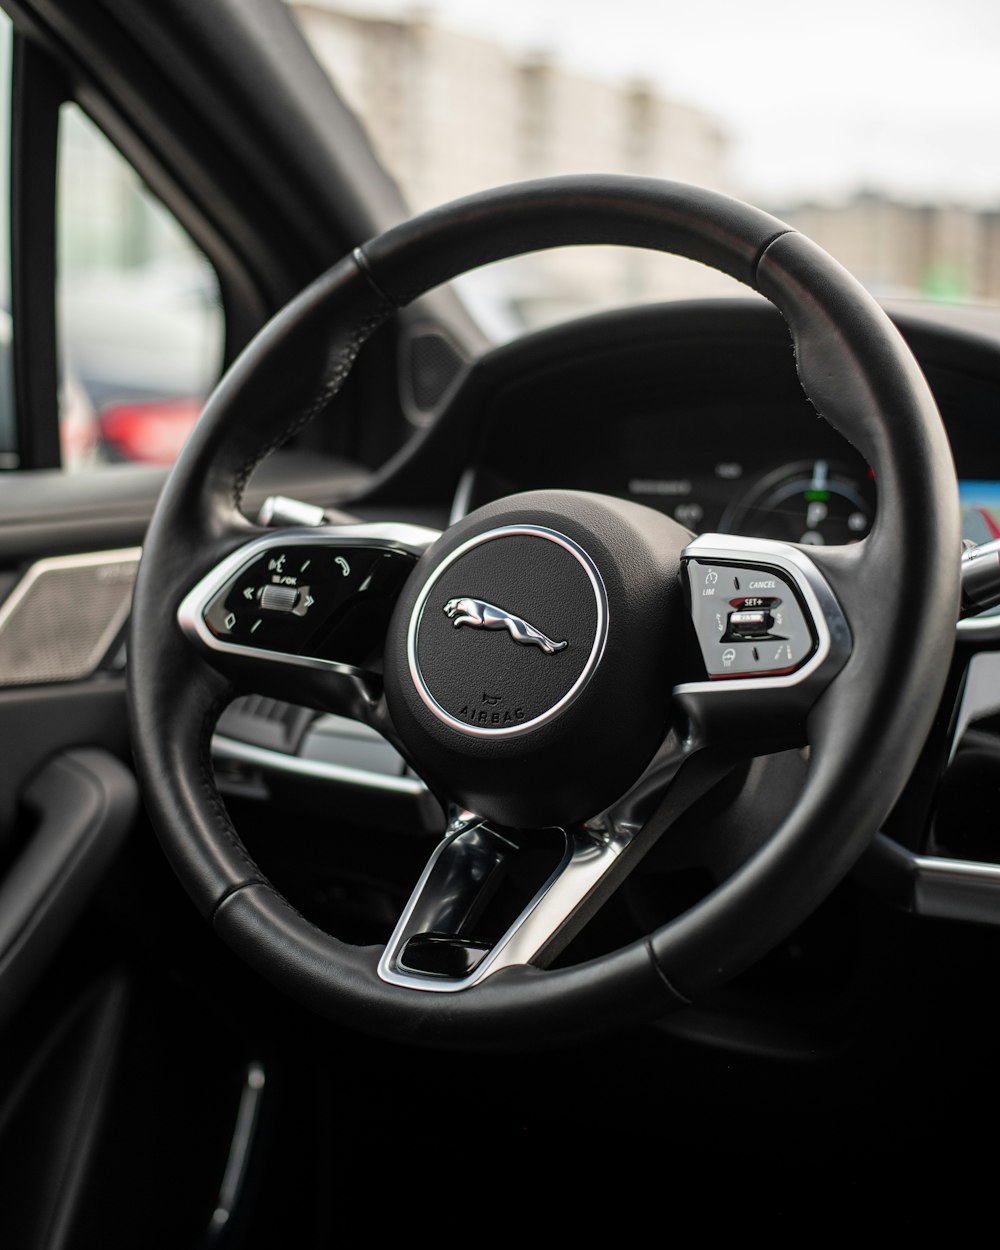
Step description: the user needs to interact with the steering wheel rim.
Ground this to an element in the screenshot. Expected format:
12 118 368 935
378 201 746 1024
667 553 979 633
127 175 960 1049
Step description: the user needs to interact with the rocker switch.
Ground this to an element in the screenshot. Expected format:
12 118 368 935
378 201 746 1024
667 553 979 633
259 584 299 613
727 609 772 637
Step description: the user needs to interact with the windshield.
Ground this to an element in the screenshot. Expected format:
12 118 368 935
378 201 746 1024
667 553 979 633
290 0 1000 330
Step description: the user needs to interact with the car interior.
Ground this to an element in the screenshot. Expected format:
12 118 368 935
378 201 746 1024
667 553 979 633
3 0 1000 1242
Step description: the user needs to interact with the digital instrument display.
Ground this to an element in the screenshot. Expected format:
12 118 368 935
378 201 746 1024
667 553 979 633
959 481 1000 545
471 392 1000 552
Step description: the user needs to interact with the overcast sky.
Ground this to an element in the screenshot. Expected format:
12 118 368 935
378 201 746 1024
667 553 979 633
332 0 1000 205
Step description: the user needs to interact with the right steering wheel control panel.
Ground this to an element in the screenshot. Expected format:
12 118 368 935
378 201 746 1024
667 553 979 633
685 559 817 679
674 534 852 739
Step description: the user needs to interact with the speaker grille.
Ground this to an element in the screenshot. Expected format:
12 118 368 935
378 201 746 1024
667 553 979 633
0 549 140 686
407 329 466 413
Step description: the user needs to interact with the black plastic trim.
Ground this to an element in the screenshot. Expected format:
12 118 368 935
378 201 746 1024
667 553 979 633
0 748 137 1028
9 33 65 469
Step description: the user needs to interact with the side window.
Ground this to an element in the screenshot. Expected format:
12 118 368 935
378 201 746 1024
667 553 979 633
57 104 224 469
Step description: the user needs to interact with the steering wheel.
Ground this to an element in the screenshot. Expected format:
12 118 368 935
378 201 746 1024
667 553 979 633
127 176 960 1050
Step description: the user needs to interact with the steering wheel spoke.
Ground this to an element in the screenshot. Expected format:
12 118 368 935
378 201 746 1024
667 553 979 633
378 816 607 991
674 533 852 746
378 746 733 992
176 521 439 723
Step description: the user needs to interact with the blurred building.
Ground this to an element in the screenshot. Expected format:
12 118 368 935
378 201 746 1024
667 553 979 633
290 2 736 324
780 193 1000 304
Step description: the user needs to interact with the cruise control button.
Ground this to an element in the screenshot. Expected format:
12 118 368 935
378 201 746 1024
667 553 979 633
685 560 816 679
726 609 773 637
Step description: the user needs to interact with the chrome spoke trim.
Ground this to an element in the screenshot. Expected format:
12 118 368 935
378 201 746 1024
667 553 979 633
377 818 632 992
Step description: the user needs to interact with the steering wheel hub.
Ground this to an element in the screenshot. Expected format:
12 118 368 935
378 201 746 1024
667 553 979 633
407 524 607 737
384 490 693 827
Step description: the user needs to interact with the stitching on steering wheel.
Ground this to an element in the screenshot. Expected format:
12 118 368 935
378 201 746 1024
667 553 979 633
197 684 265 885
643 936 693 1004
231 307 392 512
198 304 396 908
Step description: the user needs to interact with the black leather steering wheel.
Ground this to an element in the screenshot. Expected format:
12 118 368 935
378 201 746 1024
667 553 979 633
128 176 960 1050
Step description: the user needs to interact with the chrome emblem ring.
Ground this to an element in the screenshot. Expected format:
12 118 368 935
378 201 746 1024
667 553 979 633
407 524 609 737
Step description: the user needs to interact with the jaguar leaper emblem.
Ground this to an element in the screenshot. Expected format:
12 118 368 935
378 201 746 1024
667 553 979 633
442 597 568 654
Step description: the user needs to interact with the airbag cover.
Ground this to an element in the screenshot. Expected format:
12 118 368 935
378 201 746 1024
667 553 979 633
385 490 691 826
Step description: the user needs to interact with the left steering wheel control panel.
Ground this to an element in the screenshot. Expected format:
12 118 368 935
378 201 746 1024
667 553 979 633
203 544 414 665
178 524 440 674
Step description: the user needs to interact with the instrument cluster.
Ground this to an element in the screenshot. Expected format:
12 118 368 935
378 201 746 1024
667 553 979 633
626 455 875 545
462 400 879 545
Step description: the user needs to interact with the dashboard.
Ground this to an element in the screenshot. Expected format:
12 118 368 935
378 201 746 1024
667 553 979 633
464 402 879 544
467 406 1000 548
160 294 1000 875
440 299 1000 552
306 295 1000 886
6 291 1000 1070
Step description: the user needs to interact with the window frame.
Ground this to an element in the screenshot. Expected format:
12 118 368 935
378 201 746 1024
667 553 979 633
2 11 270 472
0 0 483 478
